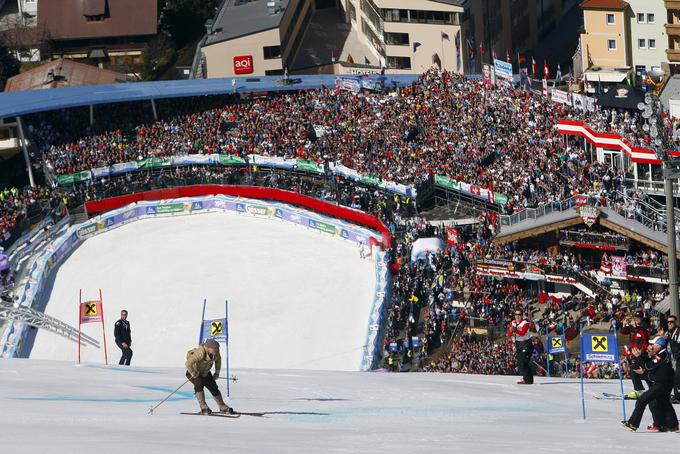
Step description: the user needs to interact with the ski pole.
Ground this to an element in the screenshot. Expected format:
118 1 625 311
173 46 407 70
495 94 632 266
148 379 189 414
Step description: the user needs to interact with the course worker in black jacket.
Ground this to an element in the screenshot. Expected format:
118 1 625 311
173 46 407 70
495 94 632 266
114 310 133 366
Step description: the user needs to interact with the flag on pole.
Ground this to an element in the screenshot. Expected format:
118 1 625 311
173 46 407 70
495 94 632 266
466 38 476 72
506 49 511 64
455 31 461 70
413 42 422 53
543 60 550 79
518 53 527 66
492 48 497 61
432 53 442 70
532 57 537 76
441 31 450 41
479 41 485 58
201 317 228 343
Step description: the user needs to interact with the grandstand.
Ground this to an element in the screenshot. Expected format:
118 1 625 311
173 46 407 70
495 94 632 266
0 69 678 448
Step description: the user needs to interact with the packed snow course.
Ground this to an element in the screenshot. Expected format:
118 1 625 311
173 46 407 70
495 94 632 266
0 359 674 453
28 211 376 370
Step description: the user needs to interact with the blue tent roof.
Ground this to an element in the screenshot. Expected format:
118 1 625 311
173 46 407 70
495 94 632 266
0 74 420 119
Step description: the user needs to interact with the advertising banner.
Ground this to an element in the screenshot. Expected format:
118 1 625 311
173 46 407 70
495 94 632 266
295 159 323 174
172 154 214 166
138 157 172 169
250 154 295 170
434 175 508 206
494 59 513 81
581 333 619 363
611 256 627 278
110 161 139 175
201 317 228 343
482 64 494 85
57 171 92 186
551 89 570 105
80 300 103 324
336 77 361 93
548 335 566 354
218 154 246 165
91 167 111 178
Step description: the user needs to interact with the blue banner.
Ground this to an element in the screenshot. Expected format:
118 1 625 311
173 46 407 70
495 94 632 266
580 333 619 363
201 317 228 343
548 335 566 354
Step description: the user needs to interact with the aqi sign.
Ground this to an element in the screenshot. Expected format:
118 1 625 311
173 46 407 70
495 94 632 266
233 55 253 75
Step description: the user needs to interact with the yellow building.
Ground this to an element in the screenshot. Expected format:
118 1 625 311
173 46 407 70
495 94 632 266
579 0 632 88
580 0 630 68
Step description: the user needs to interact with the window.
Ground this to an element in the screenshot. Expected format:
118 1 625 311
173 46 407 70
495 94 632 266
638 38 646 49
607 39 616 51
647 13 655 23
649 39 656 49
386 56 411 70
606 13 615 25
384 32 409 46
637 13 645 23
263 45 281 60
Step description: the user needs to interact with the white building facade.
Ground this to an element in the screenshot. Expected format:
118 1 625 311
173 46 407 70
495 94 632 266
627 0 667 77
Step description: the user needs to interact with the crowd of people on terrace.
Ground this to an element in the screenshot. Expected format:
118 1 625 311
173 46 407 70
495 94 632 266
28 69 631 218
0 186 54 245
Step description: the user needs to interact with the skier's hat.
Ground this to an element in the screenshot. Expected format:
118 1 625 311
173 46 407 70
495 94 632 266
648 336 667 348
204 339 220 349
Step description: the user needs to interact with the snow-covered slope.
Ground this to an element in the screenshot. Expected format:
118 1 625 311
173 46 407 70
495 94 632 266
29 213 375 371
0 359 672 453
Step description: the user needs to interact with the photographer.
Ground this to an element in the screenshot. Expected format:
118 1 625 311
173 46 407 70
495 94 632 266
622 337 678 432
666 315 680 404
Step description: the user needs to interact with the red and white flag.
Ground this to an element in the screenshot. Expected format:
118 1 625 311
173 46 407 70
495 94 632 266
446 226 459 246
543 60 550 79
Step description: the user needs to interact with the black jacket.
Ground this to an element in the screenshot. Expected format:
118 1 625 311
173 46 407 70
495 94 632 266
114 319 131 345
643 348 675 384
667 326 680 359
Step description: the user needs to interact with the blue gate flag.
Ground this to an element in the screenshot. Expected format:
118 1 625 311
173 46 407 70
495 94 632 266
548 335 566 354
201 317 227 343
581 333 619 363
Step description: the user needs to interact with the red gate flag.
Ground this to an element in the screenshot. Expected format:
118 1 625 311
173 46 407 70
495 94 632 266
80 300 103 324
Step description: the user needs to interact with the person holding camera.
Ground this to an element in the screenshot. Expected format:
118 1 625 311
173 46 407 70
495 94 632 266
665 315 680 404
622 336 678 432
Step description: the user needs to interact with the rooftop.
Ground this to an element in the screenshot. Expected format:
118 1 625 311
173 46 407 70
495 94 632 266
4 59 132 92
38 0 157 41
580 0 628 10
203 0 290 47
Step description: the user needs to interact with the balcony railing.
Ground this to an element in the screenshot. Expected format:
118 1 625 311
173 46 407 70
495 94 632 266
560 230 630 251
667 49 680 61
666 24 680 36
498 197 577 228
